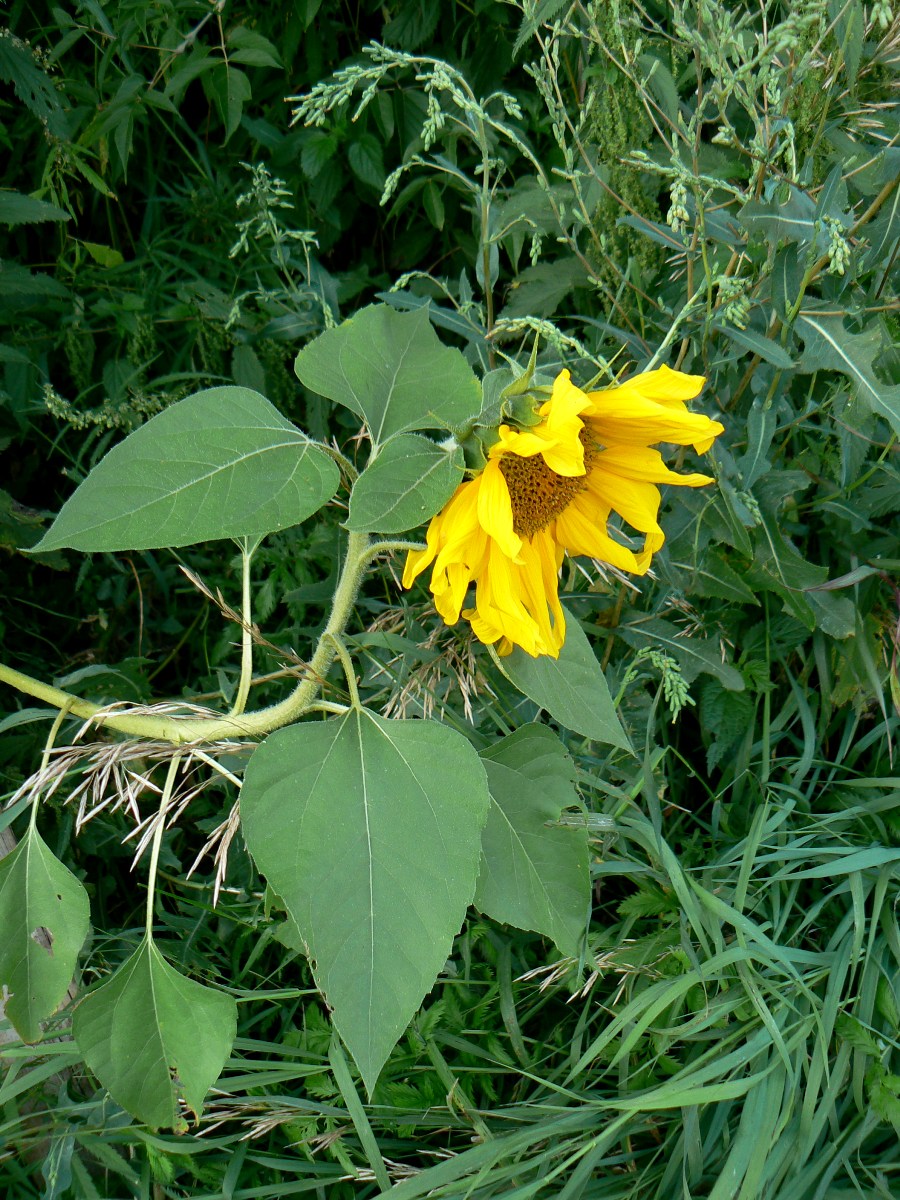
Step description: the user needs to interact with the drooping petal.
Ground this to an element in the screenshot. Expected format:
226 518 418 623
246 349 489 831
596 444 715 487
585 468 664 551
585 366 723 453
554 492 652 576
477 459 522 561
602 363 706 406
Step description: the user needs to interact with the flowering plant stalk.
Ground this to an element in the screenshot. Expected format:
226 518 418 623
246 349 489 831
0 304 723 1124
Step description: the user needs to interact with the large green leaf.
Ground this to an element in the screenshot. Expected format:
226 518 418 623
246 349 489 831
497 610 632 750
0 826 90 1043
240 709 491 1093
795 311 900 436
73 936 237 1130
346 434 463 533
33 386 340 552
476 725 590 957
294 304 481 445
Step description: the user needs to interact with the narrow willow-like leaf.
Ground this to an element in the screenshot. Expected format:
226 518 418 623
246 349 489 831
240 709 491 1094
294 304 481 445
476 725 590 957
346 434 463 533
33 386 340 552
73 936 237 1130
498 610 632 749
0 827 90 1043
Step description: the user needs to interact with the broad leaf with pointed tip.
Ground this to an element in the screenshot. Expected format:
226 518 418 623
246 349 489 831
0 826 90 1043
33 386 340 552
73 936 237 1130
240 709 490 1093
476 726 590 957
294 304 481 445
347 434 464 533
497 609 631 749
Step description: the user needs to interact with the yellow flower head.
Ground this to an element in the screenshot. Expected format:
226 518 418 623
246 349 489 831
403 365 724 659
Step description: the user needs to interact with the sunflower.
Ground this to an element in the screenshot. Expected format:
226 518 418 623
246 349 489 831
403 364 724 658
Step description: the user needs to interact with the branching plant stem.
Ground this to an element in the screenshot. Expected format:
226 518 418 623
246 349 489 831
0 530 374 746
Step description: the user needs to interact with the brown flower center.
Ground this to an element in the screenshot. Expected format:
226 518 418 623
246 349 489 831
499 429 598 537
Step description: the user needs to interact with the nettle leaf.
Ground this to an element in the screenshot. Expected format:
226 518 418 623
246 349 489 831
0 826 90 1043
497 609 632 750
73 936 237 1131
795 311 900 436
294 304 481 446
33 386 340 553
240 709 491 1093
347 434 463 534
476 725 590 957
0 191 70 227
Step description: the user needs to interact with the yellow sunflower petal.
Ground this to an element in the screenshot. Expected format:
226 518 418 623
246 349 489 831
585 365 723 453
492 370 589 477
472 544 542 656
596 445 715 487
607 363 706 405
585 401 723 453
585 469 664 550
554 493 652 576
476 459 522 561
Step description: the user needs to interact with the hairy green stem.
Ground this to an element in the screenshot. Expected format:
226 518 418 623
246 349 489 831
325 634 361 709
0 530 373 745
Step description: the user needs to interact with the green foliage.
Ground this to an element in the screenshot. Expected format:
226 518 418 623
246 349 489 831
1 0 898 1195
346 433 464 534
498 610 632 748
294 303 482 444
240 709 491 1094
33 387 340 552
72 935 237 1132
476 725 589 956
0 824 89 1042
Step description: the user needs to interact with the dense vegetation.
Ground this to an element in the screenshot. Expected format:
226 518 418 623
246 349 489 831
1 1 898 1196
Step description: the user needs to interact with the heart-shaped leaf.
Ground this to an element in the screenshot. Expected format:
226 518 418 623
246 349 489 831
477 725 590 957
347 434 463 533
240 708 490 1093
34 386 340 552
73 936 237 1130
0 826 90 1042
294 304 481 445
498 610 632 749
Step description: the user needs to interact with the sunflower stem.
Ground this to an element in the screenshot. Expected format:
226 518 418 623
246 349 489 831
0 530 373 745
325 634 361 710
